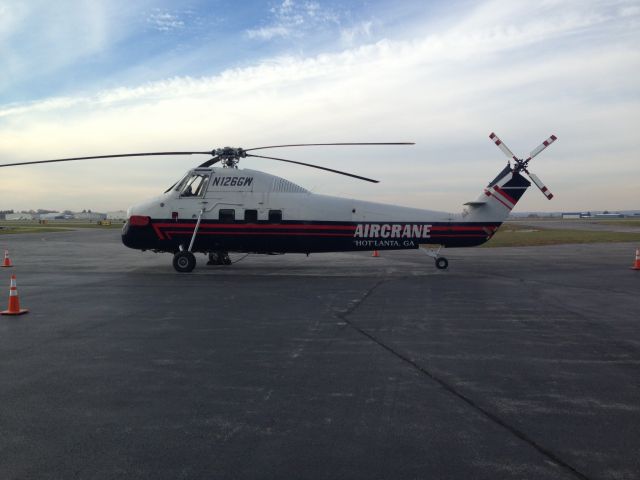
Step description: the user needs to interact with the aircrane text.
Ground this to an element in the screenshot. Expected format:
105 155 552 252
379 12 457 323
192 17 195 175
354 223 431 239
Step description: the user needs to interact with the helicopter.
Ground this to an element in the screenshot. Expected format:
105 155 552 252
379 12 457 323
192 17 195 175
0 133 557 272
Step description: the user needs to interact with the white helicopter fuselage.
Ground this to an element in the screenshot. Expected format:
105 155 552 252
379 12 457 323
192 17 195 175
122 164 528 256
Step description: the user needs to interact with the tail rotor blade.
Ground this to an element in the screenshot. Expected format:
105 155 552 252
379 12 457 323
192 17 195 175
526 134 557 161
489 132 518 162
527 171 554 200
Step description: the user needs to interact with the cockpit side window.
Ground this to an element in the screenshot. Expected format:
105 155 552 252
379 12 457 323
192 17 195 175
177 173 210 198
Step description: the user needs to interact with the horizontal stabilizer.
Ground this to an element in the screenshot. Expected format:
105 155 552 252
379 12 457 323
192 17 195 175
464 201 487 206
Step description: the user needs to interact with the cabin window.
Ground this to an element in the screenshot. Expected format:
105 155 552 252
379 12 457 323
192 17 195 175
219 209 235 222
244 209 258 222
268 210 282 223
178 173 210 198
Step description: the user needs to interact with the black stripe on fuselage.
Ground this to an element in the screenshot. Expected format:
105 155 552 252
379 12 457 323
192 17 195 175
122 220 502 253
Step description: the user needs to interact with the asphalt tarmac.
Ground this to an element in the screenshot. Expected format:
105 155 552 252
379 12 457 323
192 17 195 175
0 228 639 480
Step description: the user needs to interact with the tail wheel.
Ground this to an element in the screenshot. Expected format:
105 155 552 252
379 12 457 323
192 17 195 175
435 257 448 270
173 251 196 273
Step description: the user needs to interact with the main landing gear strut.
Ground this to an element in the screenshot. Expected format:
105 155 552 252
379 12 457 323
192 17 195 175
173 207 206 273
173 207 236 273
421 246 449 270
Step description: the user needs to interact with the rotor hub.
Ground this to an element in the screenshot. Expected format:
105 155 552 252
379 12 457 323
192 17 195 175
211 147 246 168
512 157 529 172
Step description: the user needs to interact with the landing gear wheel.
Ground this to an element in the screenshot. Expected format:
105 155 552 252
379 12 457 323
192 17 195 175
173 251 196 273
435 257 449 270
221 253 232 265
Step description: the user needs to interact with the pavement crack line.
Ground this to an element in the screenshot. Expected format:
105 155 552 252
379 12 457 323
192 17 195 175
335 279 593 480
470 269 633 297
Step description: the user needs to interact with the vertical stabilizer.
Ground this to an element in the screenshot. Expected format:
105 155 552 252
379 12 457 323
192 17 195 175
463 165 531 223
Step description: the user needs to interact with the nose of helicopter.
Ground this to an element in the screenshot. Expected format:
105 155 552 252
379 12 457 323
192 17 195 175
121 214 157 250
121 196 170 250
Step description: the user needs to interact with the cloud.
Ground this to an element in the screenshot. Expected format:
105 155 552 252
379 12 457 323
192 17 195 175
147 9 185 32
245 0 341 40
1 0 639 212
340 21 373 45
246 25 291 40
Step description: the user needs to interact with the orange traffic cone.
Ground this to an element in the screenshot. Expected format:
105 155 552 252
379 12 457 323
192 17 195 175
1 275 29 315
1 250 13 268
372 250 380 257
632 249 640 270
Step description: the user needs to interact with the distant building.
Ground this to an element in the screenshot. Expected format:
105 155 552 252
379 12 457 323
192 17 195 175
106 210 127 221
73 212 107 221
39 212 65 220
595 213 624 218
562 212 592 219
5 213 35 220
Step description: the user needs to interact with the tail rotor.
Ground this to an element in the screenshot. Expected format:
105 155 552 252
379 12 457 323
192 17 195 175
489 132 557 200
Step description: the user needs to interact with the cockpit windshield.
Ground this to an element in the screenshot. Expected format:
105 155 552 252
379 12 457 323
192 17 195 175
174 172 210 198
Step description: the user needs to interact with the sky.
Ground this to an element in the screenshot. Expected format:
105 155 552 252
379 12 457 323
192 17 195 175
0 0 638 213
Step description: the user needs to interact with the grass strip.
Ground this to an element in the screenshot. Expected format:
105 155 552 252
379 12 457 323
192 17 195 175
0 221 123 230
0 227 71 235
484 223 640 247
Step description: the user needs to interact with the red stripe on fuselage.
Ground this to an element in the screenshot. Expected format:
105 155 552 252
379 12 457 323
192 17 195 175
163 231 354 240
429 234 488 238
145 221 499 241
153 222 356 231
430 226 489 231
484 189 513 210
492 185 517 205
151 223 166 240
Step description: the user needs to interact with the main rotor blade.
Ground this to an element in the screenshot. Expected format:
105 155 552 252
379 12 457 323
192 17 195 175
0 151 213 168
198 156 222 168
245 142 414 152
526 134 557 161
246 154 379 183
489 132 518 162
526 171 554 200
